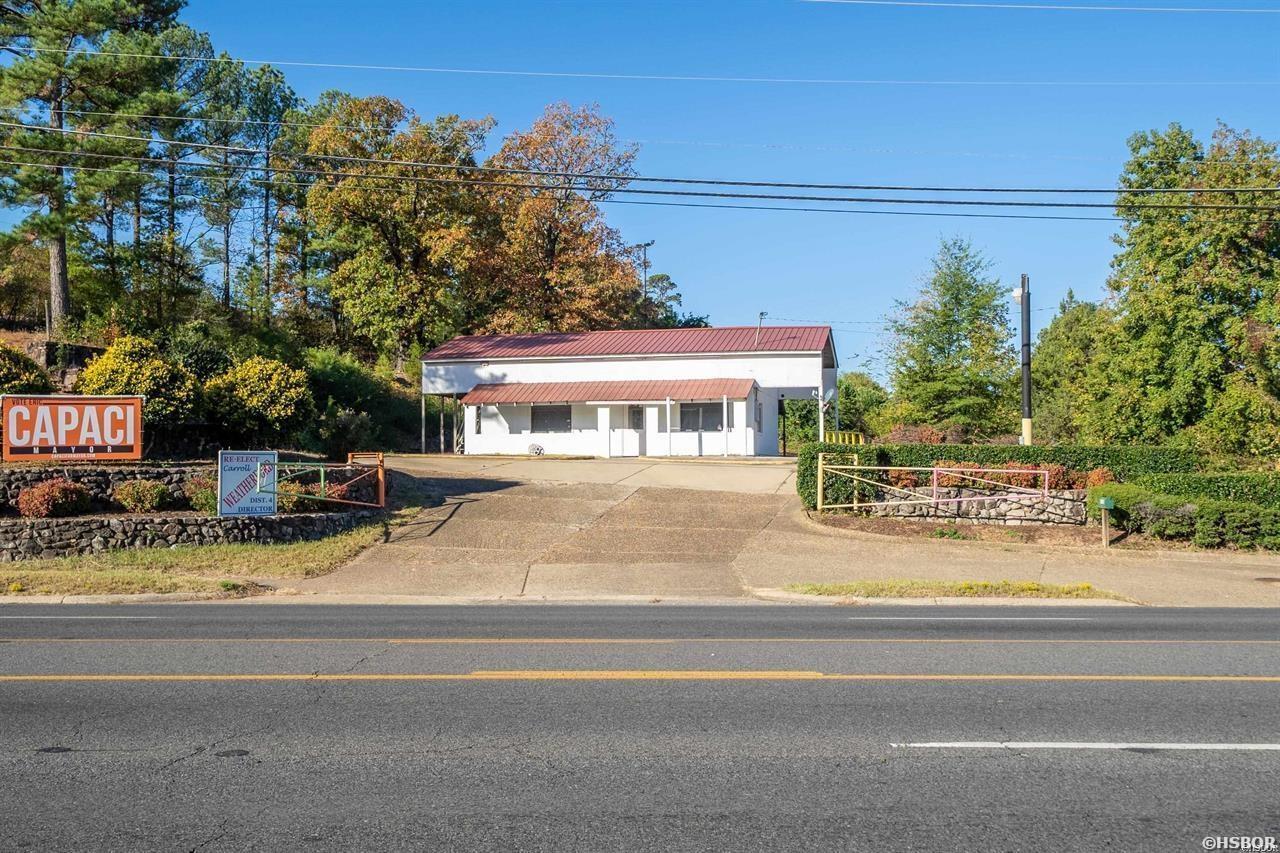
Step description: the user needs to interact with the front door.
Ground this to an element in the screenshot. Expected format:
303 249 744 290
611 406 644 457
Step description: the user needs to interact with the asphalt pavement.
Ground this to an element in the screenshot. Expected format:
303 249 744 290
1 604 1277 851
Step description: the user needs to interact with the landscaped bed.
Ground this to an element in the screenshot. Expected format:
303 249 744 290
0 483 428 596
0 469 430 596
801 443 1280 554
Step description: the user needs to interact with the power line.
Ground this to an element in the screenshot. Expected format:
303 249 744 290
6 121 1280 197
12 47 1280 87
55 110 1249 167
803 0 1280 11
13 146 1280 225
13 144 1280 211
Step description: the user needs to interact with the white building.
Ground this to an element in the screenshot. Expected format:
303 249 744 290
420 326 836 457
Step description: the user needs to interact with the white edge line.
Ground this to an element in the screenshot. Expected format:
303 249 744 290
890 737 1280 742
849 617 1095 621
0 616 169 620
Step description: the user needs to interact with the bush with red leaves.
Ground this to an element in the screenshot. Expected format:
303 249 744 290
881 424 944 445
17 478 91 519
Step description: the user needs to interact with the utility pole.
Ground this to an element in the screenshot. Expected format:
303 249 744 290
755 311 768 347
1014 273 1033 445
638 240 654 301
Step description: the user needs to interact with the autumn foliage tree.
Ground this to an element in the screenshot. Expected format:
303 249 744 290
305 95 493 357
474 102 644 334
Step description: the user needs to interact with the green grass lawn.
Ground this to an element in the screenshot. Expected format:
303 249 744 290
0 479 432 597
786 579 1125 600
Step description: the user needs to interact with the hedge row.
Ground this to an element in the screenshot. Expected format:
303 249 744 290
1088 483 1280 550
795 442 1199 509
1131 473 1280 509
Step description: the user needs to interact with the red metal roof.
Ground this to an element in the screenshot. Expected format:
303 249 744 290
423 326 831 361
462 378 757 406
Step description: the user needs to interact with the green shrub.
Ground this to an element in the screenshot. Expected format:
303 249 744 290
205 356 314 445
796 442 1199 510
276 480 307 513
112 479 170 513
76 335 197 425
313 403 375 461
303 347 419 450
0 343 54 394
165 321 233 381
182 474 217 515
1088 483 1280 550
16 478 91 518
1131 473 1280 509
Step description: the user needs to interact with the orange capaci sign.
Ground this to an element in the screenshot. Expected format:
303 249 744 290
1 395 143 462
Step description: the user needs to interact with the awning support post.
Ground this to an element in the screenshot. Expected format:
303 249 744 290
722 394 729 457
666 397 673 457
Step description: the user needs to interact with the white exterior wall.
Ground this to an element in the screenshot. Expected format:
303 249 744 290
423 352 826 395
431 348 831 458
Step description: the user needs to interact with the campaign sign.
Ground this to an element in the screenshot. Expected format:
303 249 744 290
2 395 143 462
217 451 278 517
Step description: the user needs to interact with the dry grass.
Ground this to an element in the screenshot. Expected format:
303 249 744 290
0 477 433 597
786 579 1125 600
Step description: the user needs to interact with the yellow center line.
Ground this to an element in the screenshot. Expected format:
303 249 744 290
2 671 1279 682
2 637 1278 646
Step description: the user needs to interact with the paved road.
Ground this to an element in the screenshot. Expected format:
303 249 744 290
1 604 1277 851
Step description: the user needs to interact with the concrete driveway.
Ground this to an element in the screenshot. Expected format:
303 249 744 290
385 453 797 494
294 455 1280 606
299 474 786 599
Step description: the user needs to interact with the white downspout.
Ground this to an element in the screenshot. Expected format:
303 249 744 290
666 397 673 456
722 394 729 457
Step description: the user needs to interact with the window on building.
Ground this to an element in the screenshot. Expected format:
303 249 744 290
679 402 732 432
475 405 482 434
628 405 644 430
531 404 572 433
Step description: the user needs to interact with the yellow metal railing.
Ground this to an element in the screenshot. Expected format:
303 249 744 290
825 431 866 446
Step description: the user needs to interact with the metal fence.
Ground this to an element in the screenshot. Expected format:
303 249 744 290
255 451 387 510
816 452 1049 513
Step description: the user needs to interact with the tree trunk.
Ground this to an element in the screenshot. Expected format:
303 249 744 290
104 196 118 289
261 149 272 326
166 159 177 292
222 219 232 308
298 215 309 307
47 94 71 326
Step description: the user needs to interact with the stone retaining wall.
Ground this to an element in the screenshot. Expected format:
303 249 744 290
0 464 210 510
0 462 380 511
860 487 1087 525
0 510 382 562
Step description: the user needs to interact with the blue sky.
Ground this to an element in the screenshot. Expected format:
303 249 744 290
93 2 1280 373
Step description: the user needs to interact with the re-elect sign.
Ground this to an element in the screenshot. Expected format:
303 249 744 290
1 395 143 462
217 451 278 517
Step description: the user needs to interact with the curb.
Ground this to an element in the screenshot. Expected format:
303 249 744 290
749 588 1140 606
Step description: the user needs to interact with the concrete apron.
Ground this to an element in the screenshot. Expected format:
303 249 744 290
293 465 1280 607
385 454 798 494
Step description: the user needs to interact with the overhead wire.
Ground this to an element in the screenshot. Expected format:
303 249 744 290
10 46 1280 87
5 123 1280 205
9 146 1280 225
54 109 1260 168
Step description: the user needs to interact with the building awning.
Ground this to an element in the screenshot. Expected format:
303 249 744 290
461 378 757 406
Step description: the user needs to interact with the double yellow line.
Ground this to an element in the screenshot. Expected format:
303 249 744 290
3 671 1280 683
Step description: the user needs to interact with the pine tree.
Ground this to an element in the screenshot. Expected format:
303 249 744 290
0 0 183 325
885 237 1017 437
